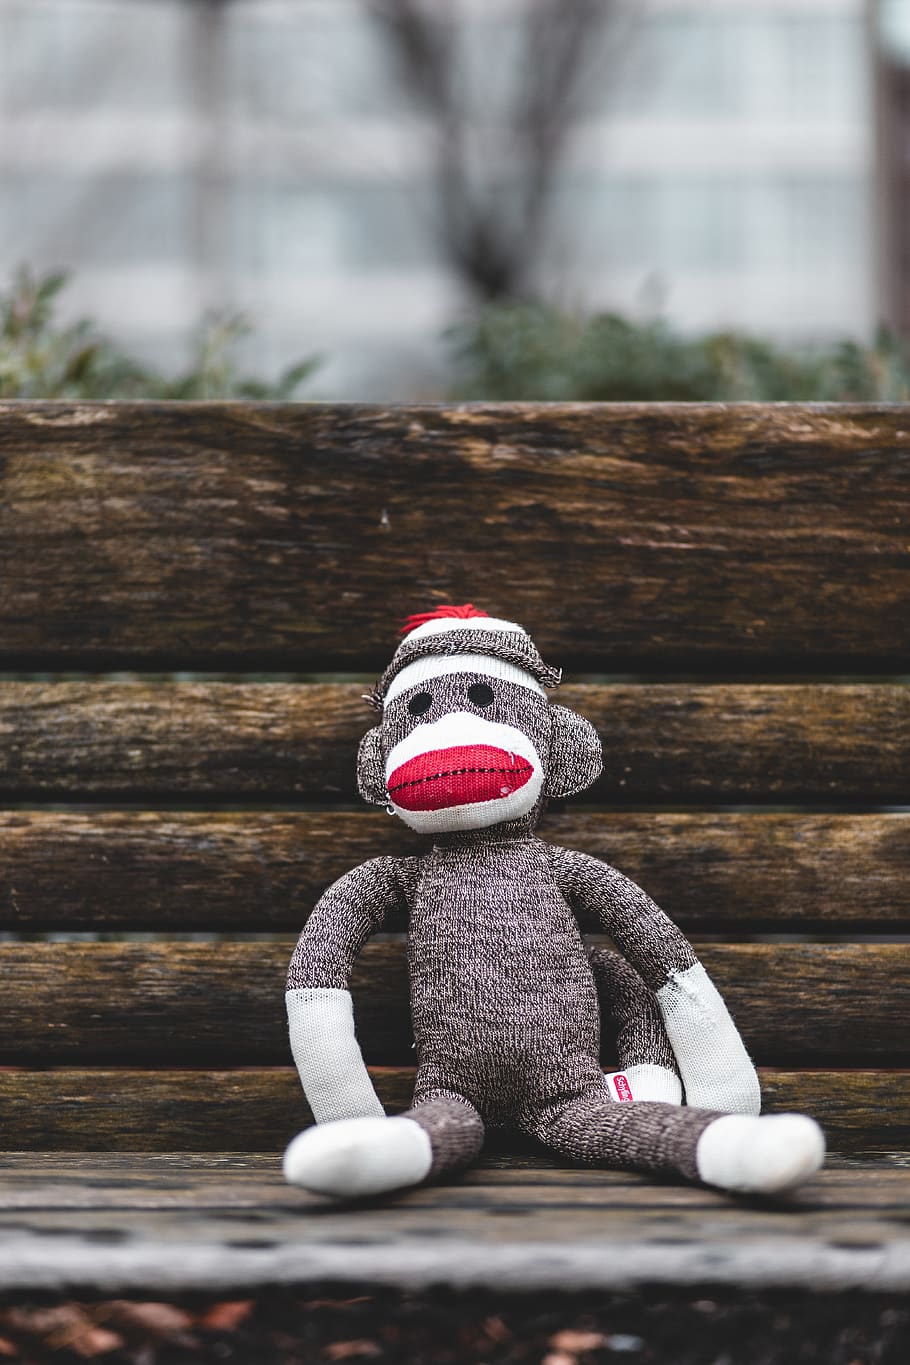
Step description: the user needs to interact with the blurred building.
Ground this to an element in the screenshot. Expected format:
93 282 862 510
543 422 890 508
876 0 910 335
0 0 877 397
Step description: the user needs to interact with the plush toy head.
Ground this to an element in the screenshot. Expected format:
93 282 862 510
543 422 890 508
358 605 603 833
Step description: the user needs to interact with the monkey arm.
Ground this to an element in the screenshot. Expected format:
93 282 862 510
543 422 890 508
286 856 416 1124
551 846 761 1115
587 946 683 1104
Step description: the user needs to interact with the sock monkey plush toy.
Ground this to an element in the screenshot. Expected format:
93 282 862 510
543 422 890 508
283 606 825 1199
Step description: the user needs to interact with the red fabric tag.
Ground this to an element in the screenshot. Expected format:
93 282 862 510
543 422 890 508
612 1074 634 1102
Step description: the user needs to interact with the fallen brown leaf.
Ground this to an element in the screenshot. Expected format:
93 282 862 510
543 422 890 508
0 1338 17 1359
482 1316 511 1343
72 1327 125 1359
307 1298 375 1310
549 1329 608 1353
98 1301 195 1338
323 1340 382 1360
197 1300 255 1331
0 1304 122 1358
1 1305 88 1337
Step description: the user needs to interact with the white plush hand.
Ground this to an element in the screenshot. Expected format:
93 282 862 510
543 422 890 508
656 963 762 1115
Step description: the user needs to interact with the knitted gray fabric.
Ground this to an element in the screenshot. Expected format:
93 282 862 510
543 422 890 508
406 1090 712 1182
287 832 722 1180
589 947 680 1073
550 846 698 991
406 1094 486 1177
534 1091 713 1180
406 837 601 1128
374 625 562 705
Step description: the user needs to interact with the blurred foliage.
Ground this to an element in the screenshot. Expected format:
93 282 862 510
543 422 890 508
448 301 910 401
0 267 319 400
8 267 910 405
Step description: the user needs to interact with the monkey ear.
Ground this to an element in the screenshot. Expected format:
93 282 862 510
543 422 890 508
357 726 388 806
545 705 603 799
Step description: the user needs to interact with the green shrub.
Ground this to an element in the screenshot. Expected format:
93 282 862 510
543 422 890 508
0 267 319 400
447 301 910 402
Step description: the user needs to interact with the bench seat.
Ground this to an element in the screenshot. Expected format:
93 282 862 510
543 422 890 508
0 1155 906 1295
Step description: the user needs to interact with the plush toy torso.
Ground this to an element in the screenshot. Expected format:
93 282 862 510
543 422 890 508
408 835 600 1127
287 828 694 1136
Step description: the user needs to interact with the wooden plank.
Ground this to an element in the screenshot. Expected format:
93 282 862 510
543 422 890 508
0 1216 902 1296
0 682 906 801
2 810 907 931
0 402 909 667
0 942 904 1065
0 1152 902 1189
0 1157 906 1293
0 1069 903 1154
759 1071 910 1156
0 1151 903 1195
565 683 910 802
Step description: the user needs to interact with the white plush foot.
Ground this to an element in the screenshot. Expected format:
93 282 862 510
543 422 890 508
696 1114 825 1194
283 1116 432 1199
603 1065 682 1104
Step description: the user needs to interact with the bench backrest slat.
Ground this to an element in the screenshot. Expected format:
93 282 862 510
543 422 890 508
1 811 906 932
0 941 903 1067
0 402 908 668
0 683 906 802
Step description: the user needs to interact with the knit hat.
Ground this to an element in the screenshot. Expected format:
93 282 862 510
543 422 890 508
373 605 562 709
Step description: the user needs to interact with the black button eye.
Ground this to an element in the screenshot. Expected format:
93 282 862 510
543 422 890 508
467 682 494 707
408 691 433 716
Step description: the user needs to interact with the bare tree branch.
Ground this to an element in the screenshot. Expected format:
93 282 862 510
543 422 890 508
366 0 615 300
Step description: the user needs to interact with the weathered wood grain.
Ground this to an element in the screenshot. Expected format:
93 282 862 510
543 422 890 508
0 1069 903 1153
1 810 907 931
0 682 906 801
0 1155 906 1294
758 1071 910 1155
0 942 904 1065
0 1152 900 1187
0 1152 899 1193
0 403 908 666
567 683 910 802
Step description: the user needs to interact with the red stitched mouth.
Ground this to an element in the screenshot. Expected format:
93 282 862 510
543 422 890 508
387 745 534 812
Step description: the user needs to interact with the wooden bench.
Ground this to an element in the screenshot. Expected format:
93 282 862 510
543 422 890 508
0 400 907 1294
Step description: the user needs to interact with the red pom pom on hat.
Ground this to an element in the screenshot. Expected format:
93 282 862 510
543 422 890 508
400 604 490 635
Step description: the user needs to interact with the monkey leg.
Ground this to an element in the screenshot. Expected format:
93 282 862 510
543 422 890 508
405 1091 486 1182
283 1091 483 1200
533 1086 715 1181
530 1085 825 1194
589 947 682 1103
